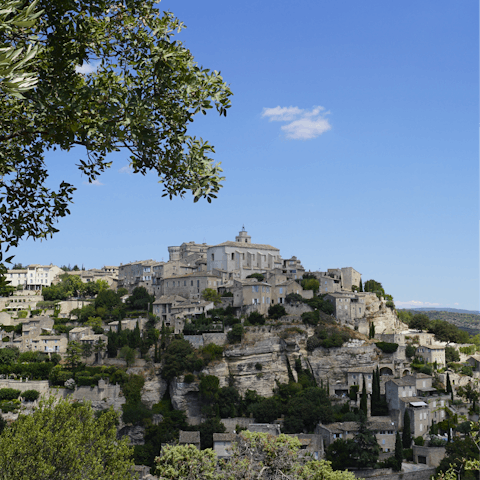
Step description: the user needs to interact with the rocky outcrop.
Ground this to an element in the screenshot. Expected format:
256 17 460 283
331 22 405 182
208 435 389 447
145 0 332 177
141 378 168 409
118 425 145 445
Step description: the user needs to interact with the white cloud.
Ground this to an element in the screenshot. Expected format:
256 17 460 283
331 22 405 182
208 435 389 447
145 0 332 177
261 105 331 140
454 302 459 305
119 165 133 174
75 62 100 74
83 179 104 186
395 300 441 309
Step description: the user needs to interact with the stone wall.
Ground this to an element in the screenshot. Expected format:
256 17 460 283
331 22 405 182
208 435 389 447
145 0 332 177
203 333 227 346
352 466 435 480
0 378 50 394
413 445 446 467
285 303 314 315
184 335 204 348
220 416 254 433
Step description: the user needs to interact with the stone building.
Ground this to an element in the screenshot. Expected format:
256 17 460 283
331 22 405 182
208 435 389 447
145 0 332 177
118 259 159 293
206 228 282 274
158 272 222 299
416 342 446 367
317 417 397 453
152 295 215 333
325 292 370 325
385 374 449 437
6 264 63 291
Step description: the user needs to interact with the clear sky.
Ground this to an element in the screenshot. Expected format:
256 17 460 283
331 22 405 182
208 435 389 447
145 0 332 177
9 1 479 311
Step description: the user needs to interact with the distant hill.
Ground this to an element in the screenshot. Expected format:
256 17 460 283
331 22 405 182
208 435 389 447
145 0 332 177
407 307 480 315
399 309 480 336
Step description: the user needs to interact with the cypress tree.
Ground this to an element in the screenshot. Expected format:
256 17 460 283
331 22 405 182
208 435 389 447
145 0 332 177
359 279 363 292
394 432 403 471
360 376 368 416
402 410 411 448
446 373 452 394
370 370 377 415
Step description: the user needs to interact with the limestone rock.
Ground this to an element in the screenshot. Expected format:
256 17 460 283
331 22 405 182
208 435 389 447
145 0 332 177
142 379 168 408
118 425 145 445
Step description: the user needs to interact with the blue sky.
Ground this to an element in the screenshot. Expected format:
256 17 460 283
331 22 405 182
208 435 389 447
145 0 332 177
10 1 479 311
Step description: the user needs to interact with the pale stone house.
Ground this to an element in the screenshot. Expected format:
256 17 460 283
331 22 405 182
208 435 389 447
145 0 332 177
0 291 43 314
317 417 396 453
325 292 370 325
416 342 446 367
118 259 159 293
7 264 63 291
159 272 222 299
152 295 214 333
107 318 147 333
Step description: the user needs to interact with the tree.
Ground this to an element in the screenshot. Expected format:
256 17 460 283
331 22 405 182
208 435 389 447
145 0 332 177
446 372 453 395
360 376 368 416
409 313 430 332
155 444 218 480
445 346 460 363
359 279 363 292
350 420 380 469
65 341 82 370
301 278 320 293
369 322 375 339
246 273 264 282
119 345 135 367
0 397 133 479
363 280 385 297
394 432 403 471
0 0 43 97
0 0 232 267
81 342 93 360
201 288 222 306
403 410 411 448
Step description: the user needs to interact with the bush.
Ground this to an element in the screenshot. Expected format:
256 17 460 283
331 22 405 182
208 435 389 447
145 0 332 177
184 374 195 383
375 342 399 354
255 363 262 371
201 343 224 363
414 436 424 446
429 437 447 447
227 324 244 344
405 344 416 358
268 304 286 320
21 389 40 401
246 273 264 282
285 293 303 304
403 448 413 461
0 388 21 401
16 311 28 319
460 365 473 376
302 310 320 326
2 337 10 342
221 291 233 297
247 311 265 326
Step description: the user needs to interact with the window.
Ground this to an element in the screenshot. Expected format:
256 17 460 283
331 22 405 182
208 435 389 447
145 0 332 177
211 254 214 261
252 286 259 293
184 281 186 286
191 281 193 286
231 253 234 260
279 288 283 294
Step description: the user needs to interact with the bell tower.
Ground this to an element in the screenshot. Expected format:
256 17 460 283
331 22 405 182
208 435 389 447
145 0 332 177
235 225 251 244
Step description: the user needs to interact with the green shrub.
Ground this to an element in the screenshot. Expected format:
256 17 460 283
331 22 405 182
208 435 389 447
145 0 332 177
0 388 21 400
255 363 262 371
201 343 224 363
414 436 424 446
221 291 233 297
122 402 153 425
17 311 28 319
302 310 320 326
21 389 40 401
247 311 265 326
227 324 244 344
460 365 473 376
375 342 399 354
405 344 416 358
2 337 10 342
184 374 195 383
403 448 413 461
268 304 286 320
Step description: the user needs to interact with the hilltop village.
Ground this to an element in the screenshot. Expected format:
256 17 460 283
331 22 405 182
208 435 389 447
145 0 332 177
0 229 479 480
